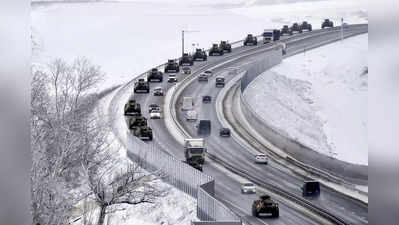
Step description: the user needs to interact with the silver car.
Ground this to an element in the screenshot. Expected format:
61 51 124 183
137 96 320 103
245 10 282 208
241 182 256 194
255 154 268 164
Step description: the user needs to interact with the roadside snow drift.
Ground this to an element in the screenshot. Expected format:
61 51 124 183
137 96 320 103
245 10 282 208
244 33 368 165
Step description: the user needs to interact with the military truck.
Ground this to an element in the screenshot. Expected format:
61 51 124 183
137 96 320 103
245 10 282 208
179 53 194 66
209 44 224 56
291 22 302 33
147 68 163 82
193 48 207 61
281 25 293 35
219 41 232 53
134 79 150 93
128 116 148 130
215 77 225 87
124 99 141 116
133 126 153 141
197 120 211 136
164 59 180 73
300 21 312 31
252 195 279 218
184 138 206 166
321 19 334 29
244 34 257 46
302 180 320 197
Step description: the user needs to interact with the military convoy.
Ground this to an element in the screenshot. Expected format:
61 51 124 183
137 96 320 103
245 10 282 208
133 126 153 140
281 25 293 35
184 138 206 171
124 100 141 116
164 59 180 73
219 41 232 53
179 53 194 66
128 116 147 130
134 79 150 93
193 48 207 61
147 68 163 82
322 19 334 29
244 34 258 46
252 195 279 218
301 21 312 31
291 22 302 33
209 44 224 56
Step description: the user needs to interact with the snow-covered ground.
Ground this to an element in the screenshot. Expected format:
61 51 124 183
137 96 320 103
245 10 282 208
31 0 367 91
244 33 368 165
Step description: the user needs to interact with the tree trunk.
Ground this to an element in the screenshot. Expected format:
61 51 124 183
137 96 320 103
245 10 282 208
97 205 107 225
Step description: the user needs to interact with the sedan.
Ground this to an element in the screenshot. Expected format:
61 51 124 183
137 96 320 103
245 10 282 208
255 154 268 164
241 182 256 194
202 96 212 103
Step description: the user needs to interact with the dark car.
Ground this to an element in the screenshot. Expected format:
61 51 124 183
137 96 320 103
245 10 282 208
219 128 231 137
215 77 225 87
202 95 212 103
182 66 191 75
197 120 211 136
302 181 320 197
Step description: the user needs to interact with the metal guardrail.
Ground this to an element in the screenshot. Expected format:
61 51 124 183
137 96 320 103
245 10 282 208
168 24 368 225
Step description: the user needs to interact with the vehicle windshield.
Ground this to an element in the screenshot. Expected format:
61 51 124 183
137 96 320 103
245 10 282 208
205 71 212 74
189 148 204 154
256 154 266 158
263 32 273 37
244 183 254 187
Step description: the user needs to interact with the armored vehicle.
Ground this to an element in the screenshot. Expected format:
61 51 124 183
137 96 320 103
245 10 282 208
219 41 232 53
321 19 334 29
197 120 211 136
281 25 293 35
128 116 148 130
215 77 225 87
134 79 150 93
300 21 312 31
244 34 258 46
147 68 163 82
209 44 224 56
291 22 302 33
184 138 206 165
193 48 207 61
252 195 279 218
134 126 153 141
179 53 194 66
302 180 320 197
124 99 141 116
219 128 231 137
164 59 180 73
202 95 212 103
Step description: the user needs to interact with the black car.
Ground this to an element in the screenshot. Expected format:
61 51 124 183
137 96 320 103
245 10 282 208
219 128 231 137
215 77 225 87
202 95 212 103
302 181 320 197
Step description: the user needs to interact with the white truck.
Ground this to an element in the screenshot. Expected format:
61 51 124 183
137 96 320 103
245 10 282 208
185 110 198 121
182 96 194 111
262 29 274 44
184 138 206 165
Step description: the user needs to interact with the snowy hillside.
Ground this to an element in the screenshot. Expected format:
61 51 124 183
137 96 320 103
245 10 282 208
244 33 368 165
31 0 367 91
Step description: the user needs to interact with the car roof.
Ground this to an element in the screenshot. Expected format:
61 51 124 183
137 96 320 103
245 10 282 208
256 153 266 156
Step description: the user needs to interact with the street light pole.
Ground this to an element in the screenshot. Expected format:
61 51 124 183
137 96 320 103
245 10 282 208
341 17 344 41
181 30 199 57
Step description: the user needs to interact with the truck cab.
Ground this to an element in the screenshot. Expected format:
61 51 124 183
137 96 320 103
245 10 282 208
302 180 320 197
262 29 274 44
184 138 206 165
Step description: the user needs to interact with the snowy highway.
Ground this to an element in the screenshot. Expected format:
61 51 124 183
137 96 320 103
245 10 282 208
109 25 368 225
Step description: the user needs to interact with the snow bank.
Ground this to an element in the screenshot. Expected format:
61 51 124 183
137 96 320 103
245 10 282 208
31 0 367 91
244 33 368 165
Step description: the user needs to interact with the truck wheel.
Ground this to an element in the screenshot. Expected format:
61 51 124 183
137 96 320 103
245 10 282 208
273 209 279 218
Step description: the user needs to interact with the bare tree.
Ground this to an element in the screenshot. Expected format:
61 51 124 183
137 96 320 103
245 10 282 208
31 57 106 225
82 162 165 225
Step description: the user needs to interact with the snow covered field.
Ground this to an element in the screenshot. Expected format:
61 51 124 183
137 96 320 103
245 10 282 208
31 0 367 90
244 33 368 165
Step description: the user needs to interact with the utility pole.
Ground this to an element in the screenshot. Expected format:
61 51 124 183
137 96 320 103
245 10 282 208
182 30 199 56
341 17 344 41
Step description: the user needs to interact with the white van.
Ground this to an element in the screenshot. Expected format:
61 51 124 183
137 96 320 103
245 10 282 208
182 96 194 111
